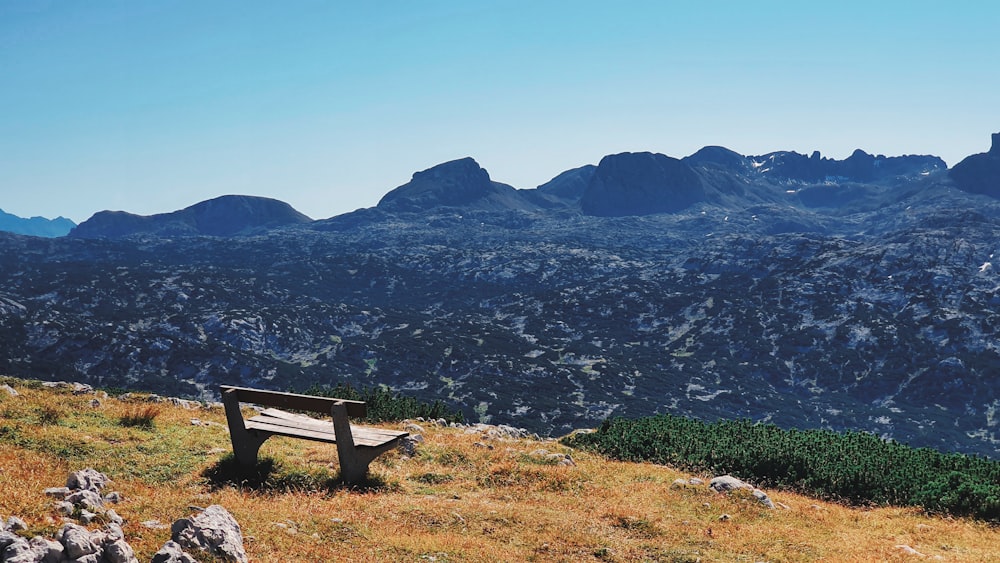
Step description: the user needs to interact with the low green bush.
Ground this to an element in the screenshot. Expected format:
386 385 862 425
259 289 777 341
296 383 464 424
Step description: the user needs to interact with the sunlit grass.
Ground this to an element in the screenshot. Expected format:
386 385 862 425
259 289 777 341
0 377 998 561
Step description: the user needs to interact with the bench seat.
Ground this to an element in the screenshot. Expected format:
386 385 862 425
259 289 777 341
247 408 407 447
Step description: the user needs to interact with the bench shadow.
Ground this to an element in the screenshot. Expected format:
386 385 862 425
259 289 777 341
202 454 392 494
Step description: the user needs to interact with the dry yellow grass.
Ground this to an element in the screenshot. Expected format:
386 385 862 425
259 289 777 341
0 378 997 562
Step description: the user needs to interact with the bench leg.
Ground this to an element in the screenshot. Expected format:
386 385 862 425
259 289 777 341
331 401 398 484
222 388 269 466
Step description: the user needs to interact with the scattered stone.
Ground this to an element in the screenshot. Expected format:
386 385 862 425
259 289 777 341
404 422 425 434
90 398 102 408
752 489 776 509
170 505 248 563
5 516 27 532
106 509 124 526
688 478 704 485
709 475 753 493
472 442 493 449
546 453 575 466
896 544 925 557
399 436 422 457
59 524 100 560
67 468 110 493
104 491 123 504
79 509 98 524
171 397 195 409
66 489 104 511
151 540 198 563
0 383 18 397
54 501 75 516
142 520 170 530
718 514 731 521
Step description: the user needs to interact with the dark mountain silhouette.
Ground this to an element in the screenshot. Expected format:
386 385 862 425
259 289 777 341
580 152 706 216
376 157 539 214
69 195 312 239
949 133 1000 197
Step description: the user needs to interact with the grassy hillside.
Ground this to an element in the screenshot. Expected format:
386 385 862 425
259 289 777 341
1 377 998 562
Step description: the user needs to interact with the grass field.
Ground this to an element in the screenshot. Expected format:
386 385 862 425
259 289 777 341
0 378 997 562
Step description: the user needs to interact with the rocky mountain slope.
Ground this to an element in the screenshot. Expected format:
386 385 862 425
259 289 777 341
2 135 999 458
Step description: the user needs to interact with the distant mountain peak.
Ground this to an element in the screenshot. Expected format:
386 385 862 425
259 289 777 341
70 194 311 239
376 157 538 213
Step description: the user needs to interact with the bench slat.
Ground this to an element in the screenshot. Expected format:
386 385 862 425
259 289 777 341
256 409 409 439
220 385 367 418
247 414 407 448
245 419 405 449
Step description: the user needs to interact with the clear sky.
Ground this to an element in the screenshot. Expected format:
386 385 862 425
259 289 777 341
2 1 998 223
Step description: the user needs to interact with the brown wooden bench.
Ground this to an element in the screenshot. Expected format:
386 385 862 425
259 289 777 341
220 385 408 484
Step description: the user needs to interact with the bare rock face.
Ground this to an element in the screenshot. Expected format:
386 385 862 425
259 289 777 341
170 505 248 563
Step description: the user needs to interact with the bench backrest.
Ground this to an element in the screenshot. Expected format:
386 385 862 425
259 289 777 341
220 385 367 419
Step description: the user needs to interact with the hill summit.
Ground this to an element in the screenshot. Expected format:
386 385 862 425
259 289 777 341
70 195 312 239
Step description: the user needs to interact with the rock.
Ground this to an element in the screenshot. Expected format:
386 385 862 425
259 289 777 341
399 436 421 457
895 544 925 557
404 422 425 434
151 540 198 563
67 468 110 492
171 505 248 563
104 491 123 504
0 383 18 397
89 398 101 408
1 536 35 563
43 487 72 498
709 475 753 493
106 509 124 526
752 489 776 509
5 516 27 531
709 475 774 508
59 524 99 559
78 509 98 524
103 538 138 563
54 501 74 516
65 489 104 510
0 530 20 550
142 520 169 530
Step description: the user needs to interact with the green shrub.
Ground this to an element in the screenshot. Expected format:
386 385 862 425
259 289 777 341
296 383 464 424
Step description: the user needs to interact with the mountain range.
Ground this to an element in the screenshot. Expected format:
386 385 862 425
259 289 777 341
2 134 1000 458
0 209 75 237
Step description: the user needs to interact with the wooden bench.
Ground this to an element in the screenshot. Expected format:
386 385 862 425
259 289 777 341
220 385 408 484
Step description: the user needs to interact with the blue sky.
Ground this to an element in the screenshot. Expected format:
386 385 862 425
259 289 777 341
2 1 998 223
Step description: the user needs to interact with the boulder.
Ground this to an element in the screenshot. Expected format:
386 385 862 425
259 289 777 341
151 540 198 563
171 505 248 563
67 468 110 493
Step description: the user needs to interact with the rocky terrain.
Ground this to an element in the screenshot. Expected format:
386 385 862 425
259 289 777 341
1 134 999 457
